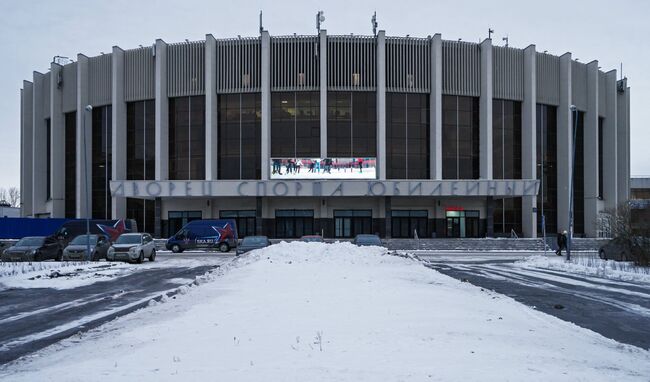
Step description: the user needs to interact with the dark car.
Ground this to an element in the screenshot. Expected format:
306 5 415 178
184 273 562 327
166 219 238 253
52 219 138 249
300 235 324 243
236 236 270 255
63 234 111 261
1 236 62 262
352 234 383 247
599 237 644 262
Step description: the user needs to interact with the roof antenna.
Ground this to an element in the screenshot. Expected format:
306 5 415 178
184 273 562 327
371 11 378 36
259 10 264 34
316 11 325 33
620 62 623 80
488 28 494 40
502 35 509 47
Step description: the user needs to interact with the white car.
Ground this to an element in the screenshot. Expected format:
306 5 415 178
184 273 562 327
107 233 156 263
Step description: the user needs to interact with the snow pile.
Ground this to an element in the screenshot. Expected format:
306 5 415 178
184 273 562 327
0 260 90 278
516 255 650 283
2 242 649 381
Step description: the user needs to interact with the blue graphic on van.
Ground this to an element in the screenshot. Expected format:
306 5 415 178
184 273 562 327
166 219 238 253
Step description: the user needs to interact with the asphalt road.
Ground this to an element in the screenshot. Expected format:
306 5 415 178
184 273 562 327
0 253 233 365
423 253 650 350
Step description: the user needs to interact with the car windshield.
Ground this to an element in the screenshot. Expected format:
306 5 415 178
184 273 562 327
15 237 44 246
242 237 267 246
115 235 142 244
356 236 381 245
302 236 322 242
70 235 98 245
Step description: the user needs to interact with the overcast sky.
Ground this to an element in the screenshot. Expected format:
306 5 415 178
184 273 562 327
0 0 648 191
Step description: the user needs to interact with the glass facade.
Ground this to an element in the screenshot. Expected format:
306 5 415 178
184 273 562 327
220 210 257 238
275 209 314 238
169 96 206 180
46 118 51 201
167 211 202 237
492 100 522 179
493 198 522 236
218 93 262 179
442 95 480 179
126 198 155 234
573 111 585 235
271 92 320 158
127 100 155 180
598 117 604 200
536 104 558 236
91 106 112 219
386 93 429 179
64 112 76 218
391 210 428 238
445 210 480 238
334 210 372 238
327 92 377 158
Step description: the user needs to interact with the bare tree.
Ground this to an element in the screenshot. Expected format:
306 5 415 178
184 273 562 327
598 201 650 266
0 188 7 204
7 187 20 208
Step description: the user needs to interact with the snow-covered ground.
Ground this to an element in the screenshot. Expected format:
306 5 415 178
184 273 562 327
0 257 227 290
1 242 649 381
516 255 650 284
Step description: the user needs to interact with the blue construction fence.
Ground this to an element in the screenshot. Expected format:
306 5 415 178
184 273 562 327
0 217 71 239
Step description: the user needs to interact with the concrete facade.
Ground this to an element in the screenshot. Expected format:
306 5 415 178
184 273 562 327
19 30 631 239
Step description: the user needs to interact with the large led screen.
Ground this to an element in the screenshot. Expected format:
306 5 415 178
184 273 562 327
270 158 377 179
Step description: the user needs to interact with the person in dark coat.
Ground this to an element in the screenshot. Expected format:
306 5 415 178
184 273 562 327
556 230 568 256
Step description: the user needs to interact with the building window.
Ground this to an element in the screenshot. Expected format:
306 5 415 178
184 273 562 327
536 104 557 236
167 211 202 238
493 99 522 179
126 198 155 234
271 91 320 158
598 117 604 200
327 92 376 158
127 100 155 180
220 210 257 238
573 111 585 235
391 210 428 238
442 95 479 179
46 118 51 201
64 112 76 218
218 93 261 180
334 209 372 238
275 209 314 238
169 96 205 180
92 106 112 219
386 93 429 179
493 198 522 236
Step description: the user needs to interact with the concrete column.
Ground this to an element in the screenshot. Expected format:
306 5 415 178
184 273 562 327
155 39 169 181
112 46 127 219
602 70 618 212
430 34 443 180
21 81 34 217
479 39 493 179
385 196 392 239
50 63 65 218
486 196 494 237
32 71 46 216
261 31 271 180
154 197 162 238
616 79 630 204
376 30 387 180
76 54 92 219
557 53 573 232
256 197 263 235
205 34 218 180
319 30 327 157
522 45 537 238
584 61 599 237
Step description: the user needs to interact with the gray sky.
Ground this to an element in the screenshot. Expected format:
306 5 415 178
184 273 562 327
1 0 648 191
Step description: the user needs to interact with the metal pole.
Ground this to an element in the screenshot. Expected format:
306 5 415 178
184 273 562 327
84 105 93 261
567 105 578 261
540 107 547 256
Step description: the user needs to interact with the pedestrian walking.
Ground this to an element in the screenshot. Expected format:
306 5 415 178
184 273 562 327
556 230 568 256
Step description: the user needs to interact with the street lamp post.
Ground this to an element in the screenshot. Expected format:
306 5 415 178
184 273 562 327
83 105 93 261
567 105 578 261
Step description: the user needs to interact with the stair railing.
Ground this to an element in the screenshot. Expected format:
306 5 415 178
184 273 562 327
510 229 519 239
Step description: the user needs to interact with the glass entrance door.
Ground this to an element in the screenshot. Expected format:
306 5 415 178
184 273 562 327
334 210 372 238
446 216 461 238
445 210 480 238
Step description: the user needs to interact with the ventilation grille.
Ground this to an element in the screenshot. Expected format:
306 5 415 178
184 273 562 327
572 61 587 111
598 70 606 117
441 40 480 97
386 37 430 93
125 47 155 102
493 46 524 100
216 37 262 93
88 54 112 106
536 53 559 106
167 41 205 97
327 35 376 91
271 36 319 91
43 72 51 118
62 62 77 113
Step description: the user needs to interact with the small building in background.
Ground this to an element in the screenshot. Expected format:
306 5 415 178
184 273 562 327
0 202 20 218
630 178 650 235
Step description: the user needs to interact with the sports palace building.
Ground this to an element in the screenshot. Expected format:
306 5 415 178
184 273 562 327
19 29 631 240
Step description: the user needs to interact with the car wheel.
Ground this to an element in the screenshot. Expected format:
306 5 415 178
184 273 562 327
219 243 230 253
34 252 42 262
55 250 63 262
171 244 182 253
149 249 156 262
600 249 607 261
137 251 144 264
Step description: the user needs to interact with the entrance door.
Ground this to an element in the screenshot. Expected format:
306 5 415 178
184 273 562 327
334 210 372 238
446 216 461 238
445 210 480 238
